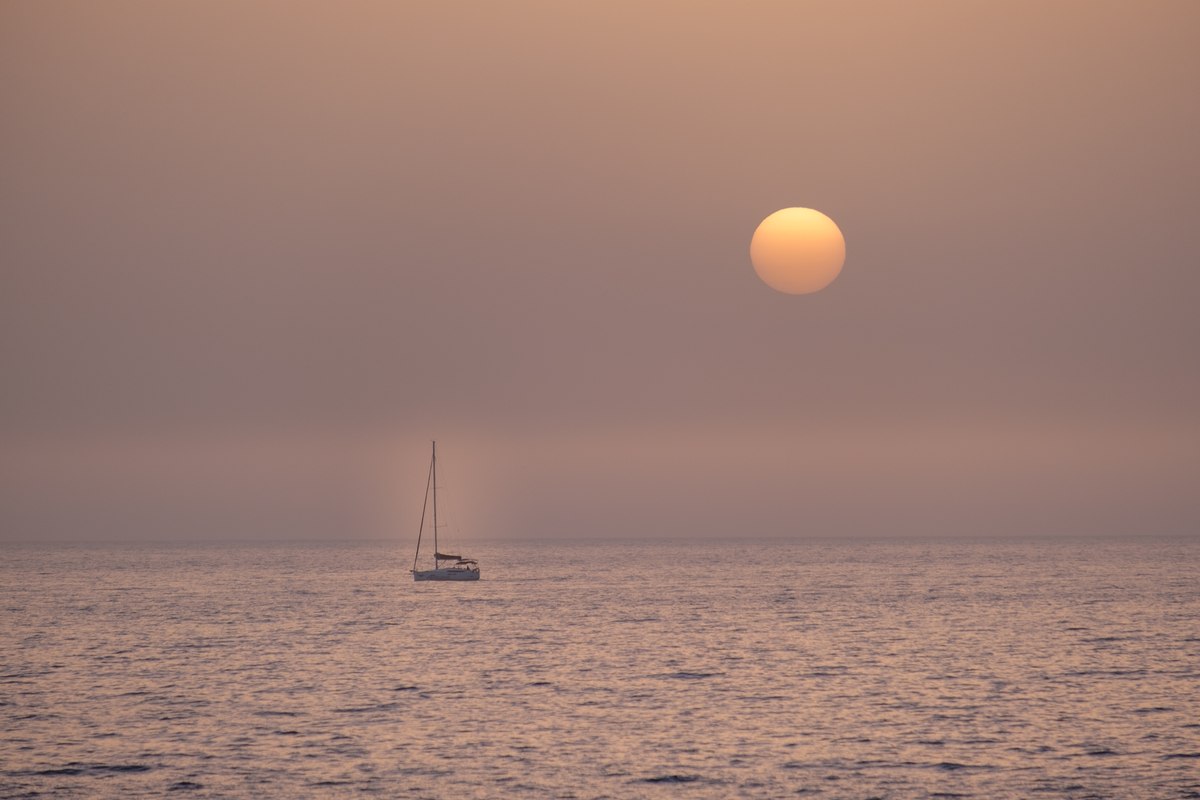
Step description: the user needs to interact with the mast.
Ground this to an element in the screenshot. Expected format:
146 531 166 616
431 440 438 565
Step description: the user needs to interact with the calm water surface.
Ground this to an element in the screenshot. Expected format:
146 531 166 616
2 539 1198 798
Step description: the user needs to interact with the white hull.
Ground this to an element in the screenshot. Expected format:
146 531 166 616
412 567 480 581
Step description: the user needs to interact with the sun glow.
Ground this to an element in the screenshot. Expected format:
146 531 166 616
750 208 846 295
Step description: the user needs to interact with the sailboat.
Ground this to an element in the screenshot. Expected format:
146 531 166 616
411 441 480 581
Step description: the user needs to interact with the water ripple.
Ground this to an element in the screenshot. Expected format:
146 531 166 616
1 539 1197 799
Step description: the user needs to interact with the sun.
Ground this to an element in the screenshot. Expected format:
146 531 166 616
750 208 845 295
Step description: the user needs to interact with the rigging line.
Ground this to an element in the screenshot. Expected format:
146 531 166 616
432 441 439 562
412 450 434 572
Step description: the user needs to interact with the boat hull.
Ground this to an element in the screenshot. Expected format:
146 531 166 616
412 568 480 581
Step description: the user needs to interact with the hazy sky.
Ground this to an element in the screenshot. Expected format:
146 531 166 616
2 1 1197 540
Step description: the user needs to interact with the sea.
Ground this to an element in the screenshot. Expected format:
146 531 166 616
2 538 1198 799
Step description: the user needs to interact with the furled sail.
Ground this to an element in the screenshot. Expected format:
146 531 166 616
434 552 462 561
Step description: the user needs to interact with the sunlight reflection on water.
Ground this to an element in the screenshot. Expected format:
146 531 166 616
2 539 1198 798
